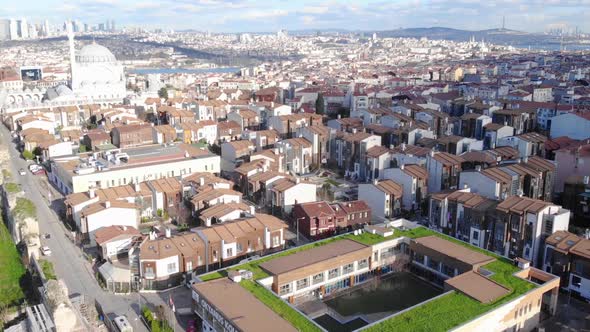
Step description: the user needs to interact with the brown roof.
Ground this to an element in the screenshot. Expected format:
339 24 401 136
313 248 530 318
545 231 584 254
413 236 496 266
297 201 335 218
260 239 367 275
193 279 297 332
432 152 464 166
366 145 391 158
496 196 552 214
401 164 428 179
481 167 512 184
199 202 250 219
140 237 181 260
94 225 141 245
81 200 137 217
375 179 403 197
445 271 510 304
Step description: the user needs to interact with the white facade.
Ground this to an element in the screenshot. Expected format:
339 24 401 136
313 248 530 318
459 171 501 200
383 168 417 210
358 183 388 219
85 207 139 245
549 113 590 140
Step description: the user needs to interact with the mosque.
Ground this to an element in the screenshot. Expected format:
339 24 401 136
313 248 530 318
0 24 126 109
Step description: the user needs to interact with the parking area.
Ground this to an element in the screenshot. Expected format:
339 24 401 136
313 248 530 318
538 293 590 331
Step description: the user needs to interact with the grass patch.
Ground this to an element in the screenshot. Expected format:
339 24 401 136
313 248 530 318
324 179 341 187
39 259 56 280
2 169 11 180
4 183 20 194
12 198 37 220
198 225 537 332
0 216 26 308
240 280 321 332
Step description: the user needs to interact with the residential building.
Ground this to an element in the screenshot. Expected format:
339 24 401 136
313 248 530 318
383 164 428 211
426 151 464 193
358 179 403 219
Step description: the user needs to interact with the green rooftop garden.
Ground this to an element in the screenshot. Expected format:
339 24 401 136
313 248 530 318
196 225 539 332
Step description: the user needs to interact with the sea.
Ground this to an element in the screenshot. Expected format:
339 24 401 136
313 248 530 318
129 67 241 75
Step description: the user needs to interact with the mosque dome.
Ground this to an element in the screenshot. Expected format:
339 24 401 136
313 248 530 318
76 42 116 63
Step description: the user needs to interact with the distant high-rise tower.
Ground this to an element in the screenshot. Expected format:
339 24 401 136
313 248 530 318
67 21 76 84
0 19 10 40
18 18 28 39
9 19 18 40
111 20 115 32
44 20 50 37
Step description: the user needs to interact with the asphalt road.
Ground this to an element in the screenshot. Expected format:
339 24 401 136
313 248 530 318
0 125 154 332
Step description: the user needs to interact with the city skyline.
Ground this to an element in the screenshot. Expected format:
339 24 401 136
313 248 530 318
2 0 590 33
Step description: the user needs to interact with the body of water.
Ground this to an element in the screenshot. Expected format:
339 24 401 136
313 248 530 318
129 67 240 75
325 272 442 317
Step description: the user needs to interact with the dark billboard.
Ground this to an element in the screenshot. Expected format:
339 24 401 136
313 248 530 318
21 68 42 81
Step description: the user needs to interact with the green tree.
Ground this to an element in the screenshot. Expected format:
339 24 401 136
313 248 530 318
79 145 87 153
315 94 325 115
22 149 34 160
158 87 168 100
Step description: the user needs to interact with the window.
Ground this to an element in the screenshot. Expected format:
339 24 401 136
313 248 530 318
357 258 368 269
343 263 354 274
364 212 368 218
328 268 340 279
213 250 218 260
572 275 582 287
427 257 439 271
279 283 291 295
374 252 379 262
236 243 243 253
186 262 193 271
312 273 324 285
197 256 202 266
226 248 233 257
273 236 280 247
414 253 425 264
296 278 309 290
166 262 176 274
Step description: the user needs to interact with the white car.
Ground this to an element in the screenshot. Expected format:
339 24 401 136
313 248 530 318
19 168 26 176
41 246 52 256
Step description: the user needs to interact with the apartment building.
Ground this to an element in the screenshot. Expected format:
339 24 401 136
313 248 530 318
383 163 428 211
358 179 403 219
333 131 381 181
426 151 464 193
292 200 371 239
110 124 154 148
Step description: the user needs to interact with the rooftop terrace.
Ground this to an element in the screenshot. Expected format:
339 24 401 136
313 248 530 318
196 222 540 332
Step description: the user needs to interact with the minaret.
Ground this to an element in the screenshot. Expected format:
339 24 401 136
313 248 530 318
67 20 76 90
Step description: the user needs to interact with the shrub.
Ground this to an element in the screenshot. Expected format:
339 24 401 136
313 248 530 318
22 150 34 160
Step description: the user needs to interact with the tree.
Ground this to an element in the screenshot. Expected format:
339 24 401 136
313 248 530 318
158 87 168 100
79 145 87 153
315 94 325 115
22 149 34 160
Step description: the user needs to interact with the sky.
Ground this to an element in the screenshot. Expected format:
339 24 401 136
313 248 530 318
2 0 590 33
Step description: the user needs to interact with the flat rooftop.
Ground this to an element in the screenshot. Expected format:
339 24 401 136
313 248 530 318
413 235 496 267
55 143 215 175
193 278 298 332
445 271 510 304
259 239 368 276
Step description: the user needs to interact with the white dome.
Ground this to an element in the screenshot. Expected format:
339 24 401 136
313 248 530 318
76 42 116 63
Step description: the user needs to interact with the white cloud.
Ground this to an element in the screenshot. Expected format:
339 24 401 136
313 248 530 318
240 9 288 20
301 6 329 14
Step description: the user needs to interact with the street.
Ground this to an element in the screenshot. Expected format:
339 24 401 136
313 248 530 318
0 125 193 332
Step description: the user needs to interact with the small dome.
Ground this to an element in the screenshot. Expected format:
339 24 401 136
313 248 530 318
76 42 116 63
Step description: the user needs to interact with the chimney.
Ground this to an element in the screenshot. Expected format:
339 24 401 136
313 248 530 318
105 201 111 208
134 183 141 192
89 188 96 198
584 176 589 185
122 226 127 231
475 165 482 172
149 231 156 240
249 205 256 215
373 179 379 185
400 164 405 170
165 228 171 238
401 143 406 151
199 177 205 186
295 177 300 184
522 156 528 163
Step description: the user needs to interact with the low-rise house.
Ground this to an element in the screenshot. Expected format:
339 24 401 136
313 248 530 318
459 167 516 200
429 191 570 265
298 125 333 167
220 140 255 173
543 231 590 301
216 120 242 143
94 225 141 260
275 137 313 175
365 145 393 180
358 179 403 219
83 130 111 151
383 164 428 211
292 200 371 239
111 124 153 148
152 125 177 144
483 123 514 149
326 117 364 133
199 202 252 227
180 120 217 145
270 178 317 215
147 177 186 220
333 131 382 180
190 186 243 213
426 151 464 193
267 113 322 139
227 109 260 131
80 200 139 245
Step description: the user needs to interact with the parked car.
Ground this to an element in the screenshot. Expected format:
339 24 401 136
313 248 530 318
42 233 51 239
18 168 26 176
41 246 52 256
